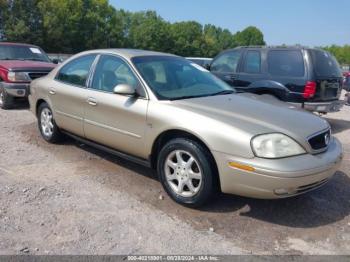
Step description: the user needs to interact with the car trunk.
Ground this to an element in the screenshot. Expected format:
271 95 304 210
309 49 343 102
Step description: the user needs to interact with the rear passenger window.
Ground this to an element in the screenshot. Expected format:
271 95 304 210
211 51 241 73
56 55 96 86
244 51 261 73
268 50 305 77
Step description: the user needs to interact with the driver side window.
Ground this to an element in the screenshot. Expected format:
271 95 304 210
91 55 140 94
211 51 241 73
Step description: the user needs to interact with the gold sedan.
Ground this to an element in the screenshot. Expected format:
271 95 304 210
29 49 343 207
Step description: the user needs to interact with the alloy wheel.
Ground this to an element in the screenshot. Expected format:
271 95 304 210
40 108 54 137
0 89 4 107
164 150 202 197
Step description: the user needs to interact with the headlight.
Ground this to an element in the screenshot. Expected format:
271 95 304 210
7 72 31 82
251 133 306 158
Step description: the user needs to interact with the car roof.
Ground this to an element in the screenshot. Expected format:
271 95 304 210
0 42 38 47
186 57 212 60
82 48 179 59
230 46 324 51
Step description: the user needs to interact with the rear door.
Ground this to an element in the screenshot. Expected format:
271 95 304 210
210 50 242 87
51 54 97 136
266 49 307 99
308 49 343 101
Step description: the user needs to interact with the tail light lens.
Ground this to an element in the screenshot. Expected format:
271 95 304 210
303 81 316 99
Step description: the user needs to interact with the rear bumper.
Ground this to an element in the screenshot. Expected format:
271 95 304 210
0 82 29 98
300 100 345 113
304 100 345 113
213 137 343 199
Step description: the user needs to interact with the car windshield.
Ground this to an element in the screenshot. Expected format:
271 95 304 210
0 45 51 62
132 56 235 100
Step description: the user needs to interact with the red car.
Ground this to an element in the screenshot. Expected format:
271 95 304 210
0 42 56 109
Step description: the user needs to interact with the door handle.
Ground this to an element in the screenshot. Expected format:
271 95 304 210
87 97 97 106
49 89 56 95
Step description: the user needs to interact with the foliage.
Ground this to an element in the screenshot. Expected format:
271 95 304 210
322 45 350 65
232 26 265 47
0 0 269 57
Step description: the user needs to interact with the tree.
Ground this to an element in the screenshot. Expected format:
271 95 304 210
323 45 350 65
2 0 44 46
37 0 124 53
170 21 204 57
232 26 265 47
202 24 236 57
0 1 268 57
0 0 7 40
125 11 172 52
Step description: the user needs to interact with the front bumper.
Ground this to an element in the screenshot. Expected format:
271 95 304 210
301 100 345 113
213 137 343 199
1 81 29 98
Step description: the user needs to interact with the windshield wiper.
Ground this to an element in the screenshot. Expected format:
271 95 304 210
170 95 207 101
170 90 235 101
208 90 235 96
23 58 47 62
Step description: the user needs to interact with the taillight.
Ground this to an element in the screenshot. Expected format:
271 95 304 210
303 81 316 99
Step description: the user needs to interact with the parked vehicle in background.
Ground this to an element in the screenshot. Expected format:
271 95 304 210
209 46 345 114
0 42 56 109
343 72 350 89
48 54 73 64
29 49 342 207
344 73 350 105
186 57 212 68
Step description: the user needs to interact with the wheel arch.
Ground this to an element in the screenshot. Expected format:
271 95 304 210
248 80 289 100
35 99 48 116
150 129 221 190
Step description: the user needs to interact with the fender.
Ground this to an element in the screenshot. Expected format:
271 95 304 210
245 80 290 100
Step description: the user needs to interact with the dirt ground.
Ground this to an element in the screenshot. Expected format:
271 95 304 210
0 94 349 255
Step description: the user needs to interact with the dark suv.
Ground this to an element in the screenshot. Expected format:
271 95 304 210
209 46 344 113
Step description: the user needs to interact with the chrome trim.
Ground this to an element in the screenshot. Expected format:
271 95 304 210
62 131 150 167
84 119 141 139
56 110 83 121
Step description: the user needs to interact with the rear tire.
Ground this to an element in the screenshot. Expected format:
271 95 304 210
37 102 63 143
157 138 216 207
0 87 14 109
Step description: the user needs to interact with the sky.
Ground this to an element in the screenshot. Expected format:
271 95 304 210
110 0 349 47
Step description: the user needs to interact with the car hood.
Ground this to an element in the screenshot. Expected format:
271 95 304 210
172 93 330 141
0 60 56 71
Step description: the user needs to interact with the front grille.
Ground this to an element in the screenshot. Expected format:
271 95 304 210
28 72 49 80
296 178 329 194
308 130 331 151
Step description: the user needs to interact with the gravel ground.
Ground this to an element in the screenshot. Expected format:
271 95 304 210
0 94 349 255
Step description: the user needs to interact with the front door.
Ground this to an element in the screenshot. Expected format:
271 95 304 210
210 50 242 88
83 54 148 158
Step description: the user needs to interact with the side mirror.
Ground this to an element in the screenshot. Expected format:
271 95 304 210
51 58 59 64
113 84 136 96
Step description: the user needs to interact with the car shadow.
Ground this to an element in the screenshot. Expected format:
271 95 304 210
327 117 350 134
72 138 350 229
7 100 29 110
201 171 350 228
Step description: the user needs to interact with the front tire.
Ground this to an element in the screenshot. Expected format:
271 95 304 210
157 138 216 207
37 102 63 143
0 87 14 109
